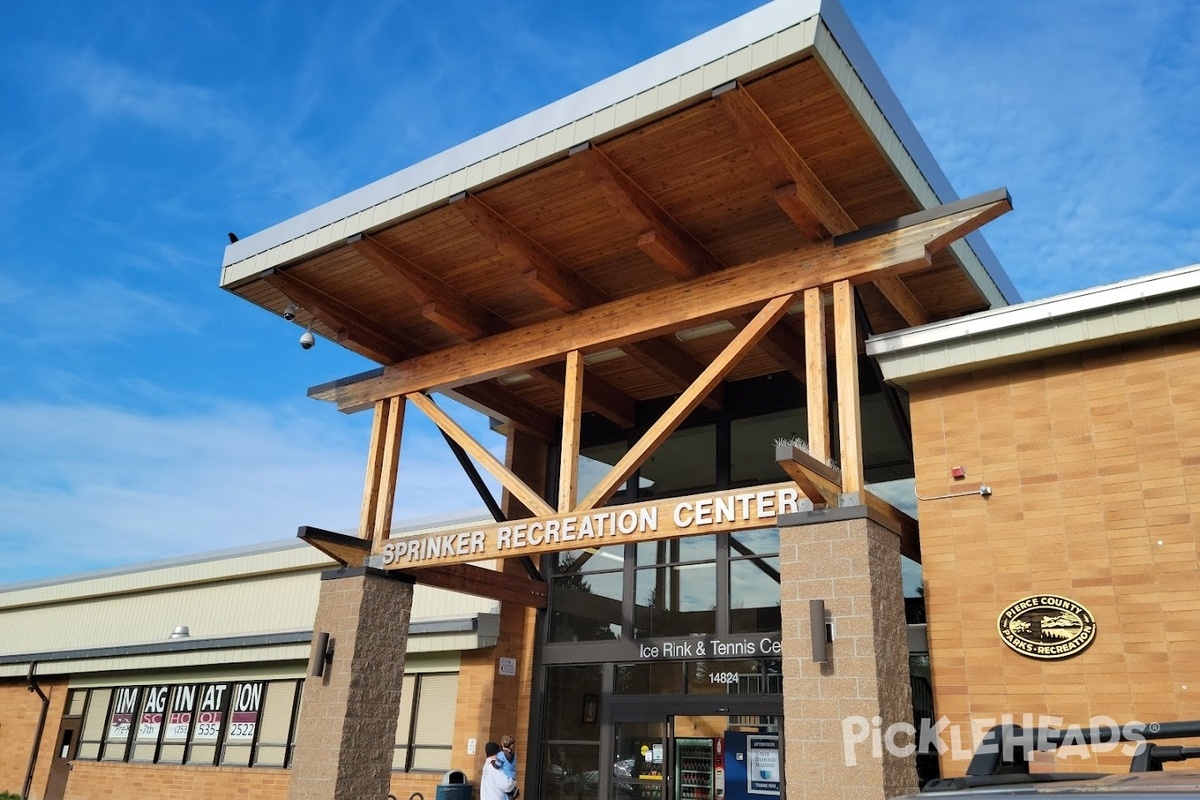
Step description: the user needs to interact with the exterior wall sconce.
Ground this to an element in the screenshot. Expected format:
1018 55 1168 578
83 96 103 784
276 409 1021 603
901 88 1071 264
309 631 335 677
810 599 833 663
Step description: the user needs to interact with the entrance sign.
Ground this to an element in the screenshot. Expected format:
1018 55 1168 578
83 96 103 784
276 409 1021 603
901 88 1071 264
380 483 801 569
746 735 781 795
637 633 781 662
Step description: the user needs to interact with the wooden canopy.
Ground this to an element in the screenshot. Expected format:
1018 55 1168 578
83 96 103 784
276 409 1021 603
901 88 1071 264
224 54 1008 439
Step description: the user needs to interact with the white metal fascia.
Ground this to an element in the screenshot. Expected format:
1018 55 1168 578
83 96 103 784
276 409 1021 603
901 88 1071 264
866 263 1200 387
219 0 1017 306
221 0 823 285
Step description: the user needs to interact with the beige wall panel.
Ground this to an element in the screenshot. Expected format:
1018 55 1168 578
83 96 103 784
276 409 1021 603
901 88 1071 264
911 334 1200 776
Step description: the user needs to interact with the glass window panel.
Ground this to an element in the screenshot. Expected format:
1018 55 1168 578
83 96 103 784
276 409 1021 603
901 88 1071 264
731 410 807 486
550 571 623 643
579 441 630 500
635 535 714 567
411 746 453 771
543 665 602 743
188 743 217 765
163 684 198 744
157 743 185 764
637 425 715 499
130 742 157 763
542 743 600 800
685 659 776 695
633 563 716 638
222 743 252 767
614 662 685 695
253 681 297 768
79 688 111 760
555 546 627 575
67 690 87 717
102 686 138 761
413 674 458 748
860 394 913 482
394 675 416 770
729 528 779 557
136 686 169 742
729 558 781 634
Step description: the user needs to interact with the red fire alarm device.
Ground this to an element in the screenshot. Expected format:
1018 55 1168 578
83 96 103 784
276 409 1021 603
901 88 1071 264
951 466 967 480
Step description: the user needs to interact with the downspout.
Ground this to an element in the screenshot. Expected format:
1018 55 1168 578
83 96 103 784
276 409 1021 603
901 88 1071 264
23 661 50 800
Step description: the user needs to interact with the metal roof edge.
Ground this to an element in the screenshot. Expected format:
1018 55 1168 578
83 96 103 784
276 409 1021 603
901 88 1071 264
813 3 1019 304
220 0 825 277
866 262 1200 383
0 538 315 596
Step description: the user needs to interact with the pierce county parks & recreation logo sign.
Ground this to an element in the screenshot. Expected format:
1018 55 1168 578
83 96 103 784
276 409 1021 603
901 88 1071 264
997 594 1096 660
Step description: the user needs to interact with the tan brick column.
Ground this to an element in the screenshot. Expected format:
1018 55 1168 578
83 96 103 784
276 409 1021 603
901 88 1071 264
288 567 414 800
778 511 917 800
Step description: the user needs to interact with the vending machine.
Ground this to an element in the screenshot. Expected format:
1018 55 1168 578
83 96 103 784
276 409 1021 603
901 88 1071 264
673 737 722 800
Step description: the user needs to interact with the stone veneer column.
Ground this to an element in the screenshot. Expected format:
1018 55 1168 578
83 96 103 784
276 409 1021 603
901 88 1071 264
287 567 414 800
778 512 917 800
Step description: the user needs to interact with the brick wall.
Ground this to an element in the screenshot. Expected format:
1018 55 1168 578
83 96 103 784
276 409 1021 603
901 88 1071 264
63 761 289 800
911 335 1200 774
0 677 68 800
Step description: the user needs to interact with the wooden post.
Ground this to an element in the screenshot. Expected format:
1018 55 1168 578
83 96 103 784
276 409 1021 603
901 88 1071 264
559 350 584 512
804 287 830 463
833 280 863 498
359 396 404 547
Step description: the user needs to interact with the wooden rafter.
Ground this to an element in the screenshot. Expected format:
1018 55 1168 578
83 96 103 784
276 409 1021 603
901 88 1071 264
351 232 636 428
576 293 798 512
311 190 1010 412
406 391 554 517
350 233 504 340
714 82 855 240
572 142 809 383
262 268 421 362
451 191 722 408
714 81 931 327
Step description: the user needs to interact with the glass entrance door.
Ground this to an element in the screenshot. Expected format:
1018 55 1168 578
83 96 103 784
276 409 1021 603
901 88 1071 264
609 712 783 800
612 719 667 800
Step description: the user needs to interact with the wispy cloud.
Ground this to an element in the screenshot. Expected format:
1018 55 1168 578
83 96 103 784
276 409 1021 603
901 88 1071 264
0 397 502 584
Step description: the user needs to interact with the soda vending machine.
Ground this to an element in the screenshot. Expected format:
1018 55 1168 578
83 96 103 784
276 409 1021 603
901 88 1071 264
673 737 722 800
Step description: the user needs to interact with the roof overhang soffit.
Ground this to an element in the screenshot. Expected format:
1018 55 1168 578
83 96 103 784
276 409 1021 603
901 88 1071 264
310 188 1012 413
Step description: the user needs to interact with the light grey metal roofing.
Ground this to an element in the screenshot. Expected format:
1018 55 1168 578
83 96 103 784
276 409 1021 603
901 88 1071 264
219 0 1017 305
867 262 1200 387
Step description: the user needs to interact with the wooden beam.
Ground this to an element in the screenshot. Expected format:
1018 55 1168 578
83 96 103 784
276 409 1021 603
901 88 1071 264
452 190 717 410
863 493 922 563
558 350 584 513
311 190 1010 411
775 442 841 507
353 233 636 427
574 144 805 385
833 280 863 496
577 293 797 511
451 192 607 311
873 273 931 327
444 384 558 442
572 144 723 278
715 82 856 240
531 361 636 429
371 396 404 549
403 563 548 608
261 268 421 363
407 391 554 517
350 234 504 340
298 526 371 568
804 288 830 462
714 83 933 327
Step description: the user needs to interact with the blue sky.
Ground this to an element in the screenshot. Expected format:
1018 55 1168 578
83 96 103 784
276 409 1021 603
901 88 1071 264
1 1 1197 584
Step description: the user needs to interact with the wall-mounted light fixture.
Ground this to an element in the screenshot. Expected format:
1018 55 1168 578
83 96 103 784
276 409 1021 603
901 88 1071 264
309 632 334 677
810 599 833 663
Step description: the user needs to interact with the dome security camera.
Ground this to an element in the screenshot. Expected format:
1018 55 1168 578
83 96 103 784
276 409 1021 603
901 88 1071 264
283 301 299 321
299 329 315 350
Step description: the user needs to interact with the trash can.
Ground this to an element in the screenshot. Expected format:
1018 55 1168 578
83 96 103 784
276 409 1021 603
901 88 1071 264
436 770 472 800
